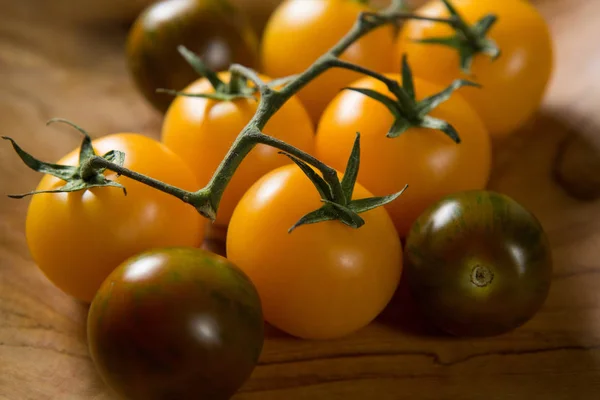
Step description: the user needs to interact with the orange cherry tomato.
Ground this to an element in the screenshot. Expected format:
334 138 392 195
161 72 315 228
227 164 402 340
315 74 491 237
261 0 396 124
394 0 553 139
25 134 203 302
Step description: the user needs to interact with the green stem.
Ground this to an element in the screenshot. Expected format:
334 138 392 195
198 129 257 216
275 13 374 103
326 57 417 119
86 10 456 221
326 57 395 84
87 156 196 205
248 130 346 203
455 18 482 49
227 70 243 94
229 64 269 93
81 158 99 182
276 11 453 110
440 0 481 49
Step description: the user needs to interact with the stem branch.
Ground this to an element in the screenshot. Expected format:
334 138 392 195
248 129 345 202
325 58 416 116
326 57 394 85
452 13 481 49
87 156 195 204
229 64 270 94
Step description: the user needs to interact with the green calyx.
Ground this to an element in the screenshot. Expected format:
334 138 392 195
157 46 258 102
3 119 127 198
344 55 479 143
282 133 407 233
415 0 501 73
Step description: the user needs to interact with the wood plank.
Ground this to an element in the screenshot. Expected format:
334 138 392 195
1 0 599 398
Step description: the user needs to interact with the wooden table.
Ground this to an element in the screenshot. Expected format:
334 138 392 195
1 0 600 398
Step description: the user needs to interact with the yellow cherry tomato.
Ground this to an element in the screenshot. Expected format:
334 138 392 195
227 164 402 340
394 0 553 139
26 134 203 302
161 72 315 228
315 74 491 237
261 0 396 124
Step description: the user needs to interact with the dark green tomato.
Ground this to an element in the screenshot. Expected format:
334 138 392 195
405 190 553 337
87 247 264 400
126 0 259 112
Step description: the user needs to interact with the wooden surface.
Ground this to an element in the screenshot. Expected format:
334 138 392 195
2 0 600 398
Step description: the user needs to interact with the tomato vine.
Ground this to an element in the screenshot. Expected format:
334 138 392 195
5 1 501 231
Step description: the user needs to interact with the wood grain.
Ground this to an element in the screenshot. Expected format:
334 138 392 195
2 0 600 399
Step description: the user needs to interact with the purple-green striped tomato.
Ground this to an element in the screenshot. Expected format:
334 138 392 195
87 247 264 400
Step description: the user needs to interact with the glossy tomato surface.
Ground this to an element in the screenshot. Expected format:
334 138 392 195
405 190 553 337
161 71 315 227
127 0 259 112
88 247 264 400
25 134 203 303
395 0 553 139
227 164 402 340
315 73 491 237
261 0 395 124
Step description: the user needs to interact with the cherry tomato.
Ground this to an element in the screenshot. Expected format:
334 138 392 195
261 0 396 124
25 134 203 303
88 247 264 400
226 164 402 340
405 190 553 336
161 72 315 228
315 73 491 237
127 0 259 113
394 0 553 139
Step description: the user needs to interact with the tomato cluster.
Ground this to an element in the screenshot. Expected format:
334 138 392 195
162 71 315 227
7 0 557 399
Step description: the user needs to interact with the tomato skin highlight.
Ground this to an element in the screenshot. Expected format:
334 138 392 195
161 72 315 228
315 73 491 238
227 164 402 340
405 190 553 337
25 134 203 303
261 0 395 124
394 0 554 139
87 247 264 400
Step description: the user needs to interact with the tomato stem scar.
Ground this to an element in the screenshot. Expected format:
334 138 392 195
471 265 494 288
